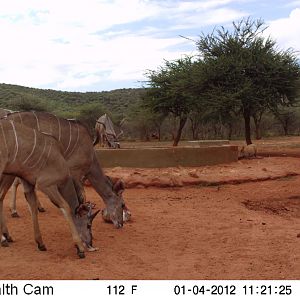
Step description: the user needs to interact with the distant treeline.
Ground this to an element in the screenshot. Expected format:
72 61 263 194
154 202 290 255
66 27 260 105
1 82 300 143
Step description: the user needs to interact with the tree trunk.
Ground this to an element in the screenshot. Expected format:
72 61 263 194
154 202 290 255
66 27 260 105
277 116 289 136
173 116 187 146
227 122 233 140
283 121 289 136
157 127 161 141
191 123 196 140
255 124 262 140
243 111 252 145
154 118 164 142
141 127 150 141
191 124 199 140
253 115 262 140
193 130 199 140
190 118 200 140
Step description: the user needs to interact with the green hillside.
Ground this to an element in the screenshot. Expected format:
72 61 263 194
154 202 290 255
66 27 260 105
0 83 145 120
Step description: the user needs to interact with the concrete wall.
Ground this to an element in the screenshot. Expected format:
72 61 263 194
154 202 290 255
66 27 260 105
95 145 238 168
187 140 229 146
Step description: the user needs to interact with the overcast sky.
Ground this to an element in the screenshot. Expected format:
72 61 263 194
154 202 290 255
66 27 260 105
0 0 300 92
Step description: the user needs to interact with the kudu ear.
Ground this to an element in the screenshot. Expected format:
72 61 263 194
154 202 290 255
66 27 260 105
76 202 96 217
113 179 125 196
86 201 96 209
75 203 89 217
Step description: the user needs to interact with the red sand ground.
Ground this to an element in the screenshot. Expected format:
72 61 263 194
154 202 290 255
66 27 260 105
1 157 300 280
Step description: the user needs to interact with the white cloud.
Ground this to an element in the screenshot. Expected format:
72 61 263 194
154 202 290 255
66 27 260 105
0 0 202 91
169 7 246 30
1 0 298 92
266 8 300 51
57 74 101 90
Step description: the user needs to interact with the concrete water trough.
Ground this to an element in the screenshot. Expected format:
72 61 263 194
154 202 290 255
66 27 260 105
187 140 230 146
95 144 238 168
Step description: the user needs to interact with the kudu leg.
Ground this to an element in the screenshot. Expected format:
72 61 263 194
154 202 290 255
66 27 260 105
10 177 20 218
0 199 9 246
36 198 46 213
73 180 86 204
0 175 15 246
101 134 105 147
10 177 46 217
21 180 47 251
42 186 86 258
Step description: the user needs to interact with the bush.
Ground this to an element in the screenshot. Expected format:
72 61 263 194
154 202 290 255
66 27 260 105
77 102 105 132
9 94 51 112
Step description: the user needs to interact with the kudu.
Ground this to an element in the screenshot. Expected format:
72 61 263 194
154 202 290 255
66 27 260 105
2 111 127 227
0 109 45 215
93 114 123 149
0 119 99 258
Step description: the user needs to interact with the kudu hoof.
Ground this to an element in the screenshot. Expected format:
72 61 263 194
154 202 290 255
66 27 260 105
38 207 46 213
78 251 85 259
3 233 13 243
38 244 47 251
1 239 9 247
76 246 85 258
11 212 20 218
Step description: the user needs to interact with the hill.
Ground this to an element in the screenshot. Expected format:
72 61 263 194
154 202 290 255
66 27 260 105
0 83 145 120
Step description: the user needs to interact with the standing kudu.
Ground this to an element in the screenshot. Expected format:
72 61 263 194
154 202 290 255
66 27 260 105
2 111 127 227
93 114 123 149
0 119 99 258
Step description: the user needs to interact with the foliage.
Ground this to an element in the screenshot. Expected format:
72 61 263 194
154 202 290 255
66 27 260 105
76 102 106 133
10 95 50 112
144 56 204 145
196 17 300 144
0 83 144 118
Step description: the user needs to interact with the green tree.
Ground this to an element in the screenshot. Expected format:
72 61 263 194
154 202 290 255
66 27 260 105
9 94 51 112
126 99 166 141
145 56 201 146
197 18 300 144
77 102 105 133
271 106 298 136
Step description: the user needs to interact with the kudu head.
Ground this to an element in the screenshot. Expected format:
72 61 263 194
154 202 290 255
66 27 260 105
107 129 123 149
102 177 130 227
74 203 100 250
107 134 121 149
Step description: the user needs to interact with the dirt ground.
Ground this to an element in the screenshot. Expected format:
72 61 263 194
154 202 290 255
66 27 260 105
1 156 300 280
